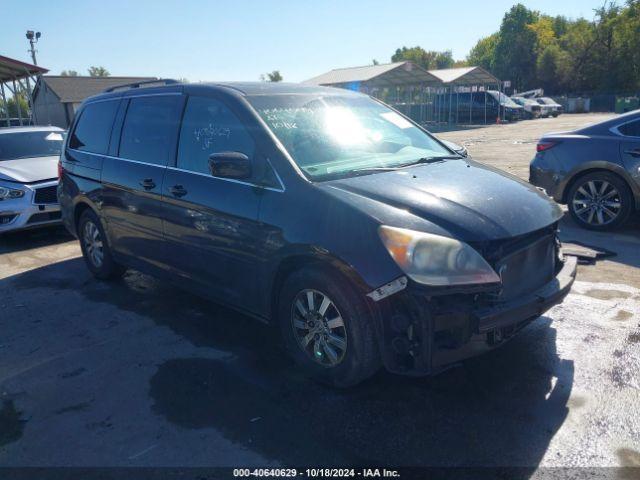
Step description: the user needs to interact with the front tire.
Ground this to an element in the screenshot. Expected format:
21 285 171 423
78 209 126 280
567 172 633 231
277 267 380 387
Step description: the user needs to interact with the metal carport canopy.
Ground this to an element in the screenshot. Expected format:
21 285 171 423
428 66 499 85
304 61 442 88
0 54 48 82
0 55 49 127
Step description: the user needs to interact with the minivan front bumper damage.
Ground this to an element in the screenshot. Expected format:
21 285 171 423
372 255 577 376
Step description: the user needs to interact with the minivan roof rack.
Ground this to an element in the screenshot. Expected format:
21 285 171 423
103 78 180 93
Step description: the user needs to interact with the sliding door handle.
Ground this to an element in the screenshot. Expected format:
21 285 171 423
139 178 156 190
169 185 188 197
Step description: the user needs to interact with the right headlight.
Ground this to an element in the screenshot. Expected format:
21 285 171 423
0 185 25 200
378 225 500 286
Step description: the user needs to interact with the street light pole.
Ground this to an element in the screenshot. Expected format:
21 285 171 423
25 30 41 65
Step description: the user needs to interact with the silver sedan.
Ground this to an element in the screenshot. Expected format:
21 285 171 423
0 126 64 234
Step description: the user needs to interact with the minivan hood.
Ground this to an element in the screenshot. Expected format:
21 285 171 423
319 159 563 242
0 156 59 183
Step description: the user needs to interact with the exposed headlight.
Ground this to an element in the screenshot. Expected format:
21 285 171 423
378 226 500 286
0 186 25 200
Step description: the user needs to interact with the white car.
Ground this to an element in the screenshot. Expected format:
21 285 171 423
536 97 564 117
0 126 64 234
511 97 543 119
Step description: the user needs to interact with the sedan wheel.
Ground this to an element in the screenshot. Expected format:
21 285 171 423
571 179 622 227
567 172 633 231
291 289 347 367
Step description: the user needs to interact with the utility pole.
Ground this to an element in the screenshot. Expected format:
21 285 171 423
25 30 41 65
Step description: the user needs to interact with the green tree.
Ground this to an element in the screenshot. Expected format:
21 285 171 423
536 44 570 91
434 51 455 69
528 16 557 55
615 0 640 90
492 4 539 91
552 15 570 37
464 0 640 93
88 66 110 77
391 46 454 70
60 70 78 76
261 70 283 82
0 93 29 119
467 33 498 70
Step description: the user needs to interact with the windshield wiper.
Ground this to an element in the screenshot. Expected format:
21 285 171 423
313 155 462 181
395 155 461 168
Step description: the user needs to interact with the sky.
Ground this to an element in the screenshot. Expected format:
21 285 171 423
2 0 606 83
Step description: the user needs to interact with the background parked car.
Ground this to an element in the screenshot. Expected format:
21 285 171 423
0 126 65 234
511 97 542 119
530 109 640 230
536 97 564 117
442 91 524 123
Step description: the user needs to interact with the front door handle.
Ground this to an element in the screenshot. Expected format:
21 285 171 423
623 148 640 157
139 178 156 190
170 184 188 197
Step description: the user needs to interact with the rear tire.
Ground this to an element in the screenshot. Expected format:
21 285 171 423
277 267 380 387
78 209 126 280
567 171 633 231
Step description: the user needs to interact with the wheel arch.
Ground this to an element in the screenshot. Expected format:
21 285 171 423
73 201 94 230
269 251 372 325
560 164 638 209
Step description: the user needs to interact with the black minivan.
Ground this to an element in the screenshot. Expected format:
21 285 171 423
59 80 576 386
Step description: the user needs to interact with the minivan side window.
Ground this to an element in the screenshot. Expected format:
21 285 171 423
618 120 640 137
69 100 119 154
177 96 256 175
119 95 182 166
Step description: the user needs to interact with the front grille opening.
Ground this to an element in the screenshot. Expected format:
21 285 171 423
27 211 61 224
471 225 559 303
34 185 58 204
0 213 18 225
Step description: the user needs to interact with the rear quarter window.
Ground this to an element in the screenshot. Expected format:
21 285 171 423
69 100 119 154
618 120 640 137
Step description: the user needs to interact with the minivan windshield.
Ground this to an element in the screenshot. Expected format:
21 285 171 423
248 94 454 180
0 130 64 161
488 91 520 108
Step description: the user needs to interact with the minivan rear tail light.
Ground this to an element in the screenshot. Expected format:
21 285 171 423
536 141 558 152
57 160 64 180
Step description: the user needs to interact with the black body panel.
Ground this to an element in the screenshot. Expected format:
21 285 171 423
59 81 571 376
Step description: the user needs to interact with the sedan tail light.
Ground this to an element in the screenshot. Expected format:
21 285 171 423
536 141 558 152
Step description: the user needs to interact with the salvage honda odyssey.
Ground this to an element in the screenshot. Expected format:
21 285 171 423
59 80 576 386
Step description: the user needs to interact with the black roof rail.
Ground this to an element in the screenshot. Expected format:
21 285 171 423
103 78 180 93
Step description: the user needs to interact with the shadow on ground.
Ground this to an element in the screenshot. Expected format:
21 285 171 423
3 257 574 467
0 225 73 255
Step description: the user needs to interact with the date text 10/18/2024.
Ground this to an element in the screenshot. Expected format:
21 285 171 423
233 469 401 478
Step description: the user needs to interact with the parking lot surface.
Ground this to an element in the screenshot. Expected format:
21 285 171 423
1 114 639 468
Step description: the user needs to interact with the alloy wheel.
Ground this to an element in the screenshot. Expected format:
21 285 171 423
571 179 622 226
83 221 104 268
291 289 347 367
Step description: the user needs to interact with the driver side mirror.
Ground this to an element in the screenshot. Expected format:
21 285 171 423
208 152 252 180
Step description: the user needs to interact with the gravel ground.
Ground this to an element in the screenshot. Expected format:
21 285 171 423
0 114 639 470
